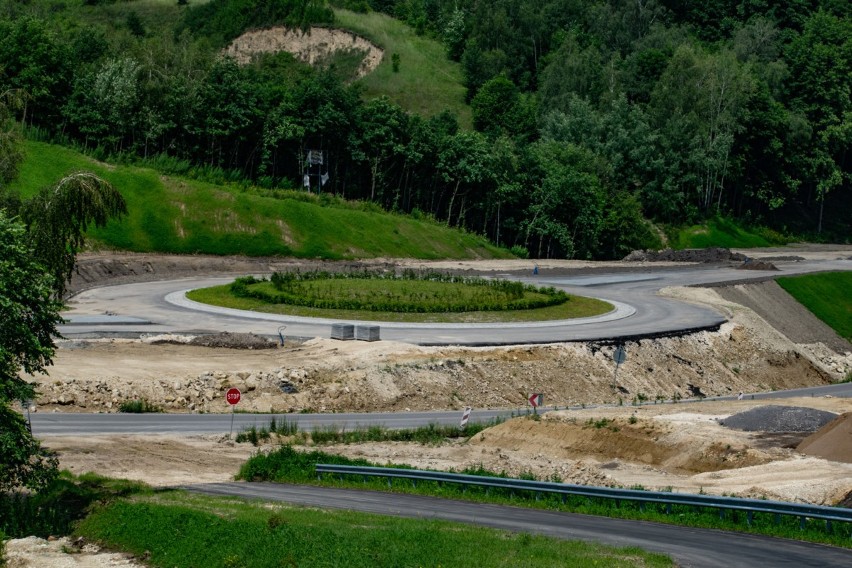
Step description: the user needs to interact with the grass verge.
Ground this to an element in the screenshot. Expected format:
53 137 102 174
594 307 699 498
776 271 852 341
235 445 852 548
75 491 673 567
235 417 503 446
8 140 507 259
667 216 790 249
187 282 612 323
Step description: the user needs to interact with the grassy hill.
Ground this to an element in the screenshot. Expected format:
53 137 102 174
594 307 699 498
8 141 509 259
333 9 471 127
777 272 852 341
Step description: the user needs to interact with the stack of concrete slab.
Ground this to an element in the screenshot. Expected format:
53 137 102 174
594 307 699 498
330 323 355 340
355 325 380 342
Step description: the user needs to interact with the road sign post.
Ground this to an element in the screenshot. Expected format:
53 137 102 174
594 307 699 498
460 406 472 429
528 393 543 414
226 388 241 439
612 345 627 390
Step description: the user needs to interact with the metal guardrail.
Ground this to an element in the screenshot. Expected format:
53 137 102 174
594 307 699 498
316 464 852 529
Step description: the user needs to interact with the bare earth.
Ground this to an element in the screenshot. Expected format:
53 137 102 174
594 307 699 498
9 250 852 566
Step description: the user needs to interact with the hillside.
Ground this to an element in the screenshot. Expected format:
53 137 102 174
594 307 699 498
0 0 847 259
8 141 508 259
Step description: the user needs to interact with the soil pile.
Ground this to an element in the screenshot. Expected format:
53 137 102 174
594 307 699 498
623 248 746 263
736 259 778 271
720 405 837 432
797 412 852 464
188 332 276 350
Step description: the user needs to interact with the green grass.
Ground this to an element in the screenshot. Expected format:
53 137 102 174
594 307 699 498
118 399 164 413
187 282 612 323
236 445 852 548
0 472 150 539
333 9 472 127
8 140 508 259
75 491 673 567
236 417 505 446
667 216 790 249
777 272 852 341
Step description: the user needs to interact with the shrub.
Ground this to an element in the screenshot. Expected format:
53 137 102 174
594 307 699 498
118 399 163 413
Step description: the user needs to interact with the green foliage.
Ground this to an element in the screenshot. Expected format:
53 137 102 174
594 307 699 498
334 9 471 127
0 211 61 492
0 472 149 538
117 399 163 413
22 171 127 297
238 445 372 483
180 0 334 46
10 141 507 260
777 272 852 341
230 270 568 313
75 491 674 567
666 216 788 249
0 0 849 257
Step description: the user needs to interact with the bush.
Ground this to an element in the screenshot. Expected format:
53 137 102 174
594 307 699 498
229 270 569 313
0 474 148 538
118 399 163 413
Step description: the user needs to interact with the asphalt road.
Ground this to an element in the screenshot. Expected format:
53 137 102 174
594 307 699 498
29 381 852 436
185 482 852 568
59 256 852 345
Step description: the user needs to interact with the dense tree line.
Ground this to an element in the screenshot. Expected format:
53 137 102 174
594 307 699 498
0 0 848 258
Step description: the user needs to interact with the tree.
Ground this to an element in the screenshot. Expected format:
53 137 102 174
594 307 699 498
22 173 127 298
0 210 61 491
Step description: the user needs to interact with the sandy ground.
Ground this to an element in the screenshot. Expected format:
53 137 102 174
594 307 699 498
225 27 383 77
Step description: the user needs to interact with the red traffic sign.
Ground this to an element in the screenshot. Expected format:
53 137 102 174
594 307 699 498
225 388 241 405
529 393 543 408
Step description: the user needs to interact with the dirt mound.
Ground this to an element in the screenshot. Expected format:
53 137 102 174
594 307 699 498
188 332 276 350
736 259 779 271
225 27 383 78
797 412 852 464
720 405 837 433
623 247 747 263
469 414 771 474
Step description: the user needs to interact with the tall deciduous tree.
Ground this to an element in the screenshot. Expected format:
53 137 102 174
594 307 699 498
22 173 127 298
0 210 61 491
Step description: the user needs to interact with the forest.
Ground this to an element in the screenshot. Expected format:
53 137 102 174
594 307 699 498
0 0 849 259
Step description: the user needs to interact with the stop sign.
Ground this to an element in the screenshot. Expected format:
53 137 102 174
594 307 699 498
226 387 241 405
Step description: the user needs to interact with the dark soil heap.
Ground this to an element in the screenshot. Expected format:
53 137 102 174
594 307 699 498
720 405 837 433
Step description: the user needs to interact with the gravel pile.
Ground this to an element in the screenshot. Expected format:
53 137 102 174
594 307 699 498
188 332 276 350
719 405 838 433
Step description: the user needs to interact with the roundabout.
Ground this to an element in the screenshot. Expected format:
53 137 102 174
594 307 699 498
58 250 851 345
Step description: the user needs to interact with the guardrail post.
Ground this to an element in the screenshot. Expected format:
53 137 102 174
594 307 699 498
825 520 832 533
719 509 725 521
666 504 672 515
639 503 645 512
774 513 780 525
747 511 753 526
800 516 805 531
